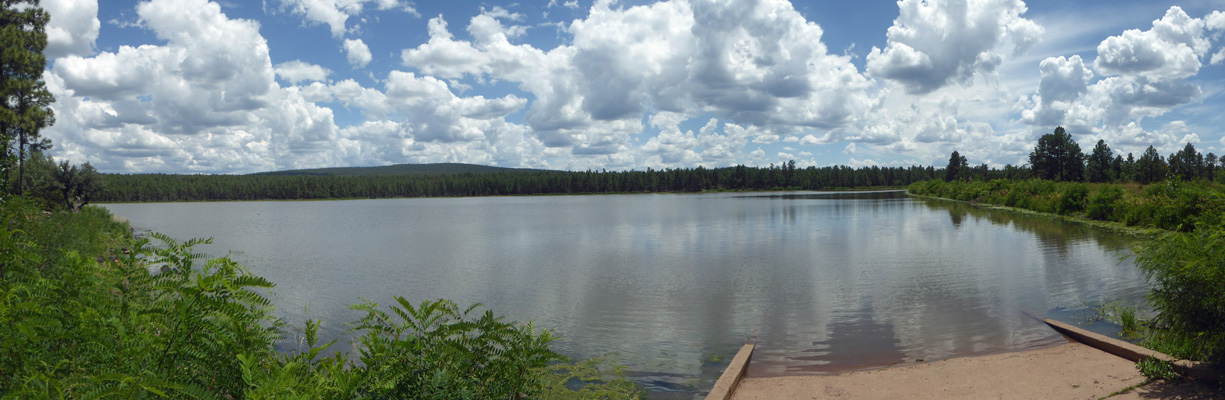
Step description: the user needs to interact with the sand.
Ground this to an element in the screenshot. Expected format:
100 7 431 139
731 342 1152 400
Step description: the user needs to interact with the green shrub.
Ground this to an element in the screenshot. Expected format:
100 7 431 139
1054 183 1089 215
1134 229 1225 363
1027 196 1052 214
1086 185 1124 221
1120 196 1154 227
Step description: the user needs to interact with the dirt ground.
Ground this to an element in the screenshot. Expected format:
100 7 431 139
730 342 1220 399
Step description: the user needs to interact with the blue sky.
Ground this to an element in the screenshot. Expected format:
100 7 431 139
38 0 1225 173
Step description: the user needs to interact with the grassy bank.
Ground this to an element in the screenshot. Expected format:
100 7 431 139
909 179 1225 370
0 197 641 399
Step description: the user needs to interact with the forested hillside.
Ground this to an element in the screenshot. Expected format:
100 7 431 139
253 162 548 176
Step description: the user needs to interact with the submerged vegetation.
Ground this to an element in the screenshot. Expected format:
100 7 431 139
0 198 642 399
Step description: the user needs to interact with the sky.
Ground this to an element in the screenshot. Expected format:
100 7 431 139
35 0 1225 174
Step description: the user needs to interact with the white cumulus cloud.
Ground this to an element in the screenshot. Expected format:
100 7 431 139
343 38 373 68
274 60 331 84
1021 6 1213 150
1095 6 1208 80
46 0 338 173
43 0 101 59
1020 55 1093 126
402 0 877 156
867 0 1043 94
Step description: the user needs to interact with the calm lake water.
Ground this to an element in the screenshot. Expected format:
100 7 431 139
103 191 1148 397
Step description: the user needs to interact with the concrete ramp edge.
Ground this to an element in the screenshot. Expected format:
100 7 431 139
705 343 755 400
1042 318 1220 381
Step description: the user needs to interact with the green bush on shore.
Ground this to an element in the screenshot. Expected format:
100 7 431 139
0 197 642 399
1134 230 1225 363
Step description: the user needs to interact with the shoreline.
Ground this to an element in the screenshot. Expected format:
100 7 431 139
904 190 1166 239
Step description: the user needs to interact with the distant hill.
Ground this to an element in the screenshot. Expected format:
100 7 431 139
250 163 550 177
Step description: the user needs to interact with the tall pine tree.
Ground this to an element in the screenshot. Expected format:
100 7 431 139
1136 145 1167 184
1168 143 1202 181
1 0 55 195
1029 127 1085 182
945 151 967 182
1086 139 1114 183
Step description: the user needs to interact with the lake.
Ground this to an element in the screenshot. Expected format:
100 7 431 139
102 191 1148 397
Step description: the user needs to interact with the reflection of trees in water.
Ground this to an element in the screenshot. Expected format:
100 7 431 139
918 196 1145 313
949 207 965 228
740 190 911 201
920 198 1132 254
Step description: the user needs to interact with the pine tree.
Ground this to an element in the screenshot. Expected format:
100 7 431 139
1 0 56 195
1029 127 1085 182
945 151 967 182
1086 139 1113 183
1124 153 1136 182
1136 146 1167 184
1169 143 1202 181
1205 153 1217 181
1111 155 1124 182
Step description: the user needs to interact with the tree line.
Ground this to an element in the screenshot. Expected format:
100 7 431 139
946 126 1221 185
97 163 945 202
